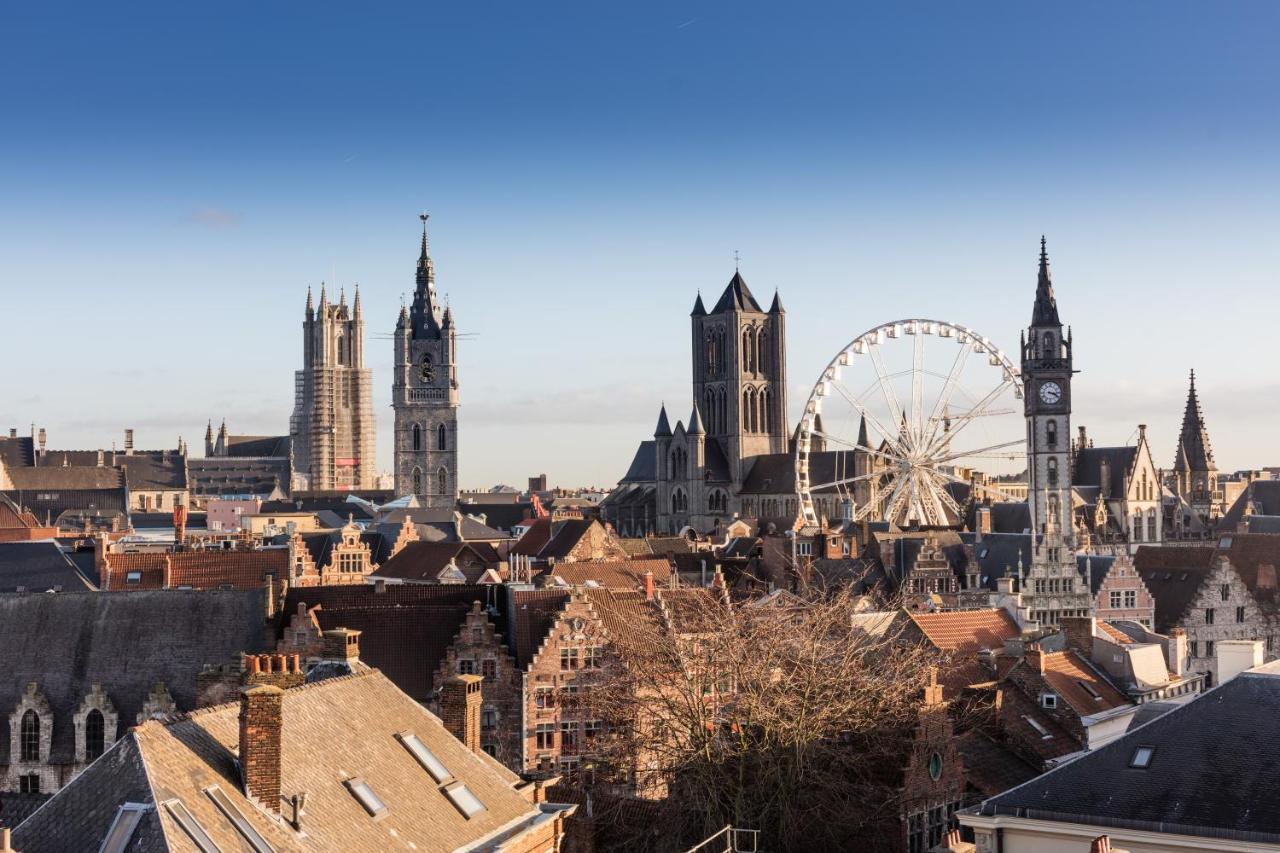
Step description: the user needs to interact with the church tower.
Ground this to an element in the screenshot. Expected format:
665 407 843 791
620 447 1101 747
289 283 377 490
1173 369 1218 524
393 214 459 506
691 269 788 486
1019 238 1091 627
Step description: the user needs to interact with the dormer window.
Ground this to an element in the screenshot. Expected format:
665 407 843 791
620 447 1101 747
1040 692 1058 710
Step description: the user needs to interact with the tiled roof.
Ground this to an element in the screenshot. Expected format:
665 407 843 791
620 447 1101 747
976 664 1280 840
15 670 551 851
102 548 289 591
511 589 571 668
1037 649 1131 715
35 449 188 491
955 729 1040 797
0 541 96 592
0 589 269 765
909 609 1020 653
544 558 672 590
1098 621 1136 645
373 541 498 582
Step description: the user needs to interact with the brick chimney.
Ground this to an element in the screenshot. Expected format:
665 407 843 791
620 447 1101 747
321 627 361 663
1024 641 1046 674
37 427 46 452
643 569 655 601
239 685 284 812
244 654 305 690
440 673 484 753
1059 616 1095 659
976 505 992 539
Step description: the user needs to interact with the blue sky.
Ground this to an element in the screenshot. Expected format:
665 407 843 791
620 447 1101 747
3 2 1278 486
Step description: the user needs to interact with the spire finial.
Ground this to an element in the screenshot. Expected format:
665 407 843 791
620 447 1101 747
733 249 740 271
419 212 430 259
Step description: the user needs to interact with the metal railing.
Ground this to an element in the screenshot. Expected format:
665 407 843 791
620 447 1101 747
686 825 760 853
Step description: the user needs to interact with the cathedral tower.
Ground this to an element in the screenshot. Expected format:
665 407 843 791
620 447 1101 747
691 270 788 485
1019 238 1091 627
393 214 459 505
1173 369 1218 524
289 283 377 491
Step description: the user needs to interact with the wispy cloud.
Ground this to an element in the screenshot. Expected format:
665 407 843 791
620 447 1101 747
676 16 701 29
185 207 241 228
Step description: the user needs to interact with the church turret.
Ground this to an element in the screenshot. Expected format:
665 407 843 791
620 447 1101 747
654 404 672 438
1173 369 1218 523
691 293 706 317
769 290 784 314
204 421 214 457
1031 236 1061 327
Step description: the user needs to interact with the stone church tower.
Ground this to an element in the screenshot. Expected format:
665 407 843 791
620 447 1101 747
1019 238 1092 627
690 270 788 486
1172 369 1219 525
393 215 459 505
289 284 377 491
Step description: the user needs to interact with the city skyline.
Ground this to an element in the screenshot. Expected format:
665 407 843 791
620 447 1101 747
4 3 1280 485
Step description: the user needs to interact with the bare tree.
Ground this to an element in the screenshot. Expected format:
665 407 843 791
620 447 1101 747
581 588 944 852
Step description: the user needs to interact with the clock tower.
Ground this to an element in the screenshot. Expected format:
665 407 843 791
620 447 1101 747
393 214 459 506
1019 238 1091 626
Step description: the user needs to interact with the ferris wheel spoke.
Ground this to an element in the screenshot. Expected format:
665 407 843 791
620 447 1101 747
928 466 1024 504
923 341 972 454
867 344 908 447
811 430 902 466
806 470 887 493
920 467 964 517
923 377 1015 458
910 329 925 450
829 380 910 459
930 439 1025 467
881 471 914 524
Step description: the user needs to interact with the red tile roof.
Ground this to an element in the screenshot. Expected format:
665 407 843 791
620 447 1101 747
103 549 288 590
545 558 671 590
1038 650 1131 715
909 608 1020 653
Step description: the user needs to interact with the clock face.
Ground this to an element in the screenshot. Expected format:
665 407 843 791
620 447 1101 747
1039 381 1062 405
419 354 435 382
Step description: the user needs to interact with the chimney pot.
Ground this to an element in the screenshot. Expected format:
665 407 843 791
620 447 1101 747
239 685 284 812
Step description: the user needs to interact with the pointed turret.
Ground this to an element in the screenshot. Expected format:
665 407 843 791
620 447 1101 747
711 270 764 313
769 289 784 313
305 285 314 316
410 213 445 338
1031 236 1061 327
318 282 328 310
352 284 362 317
691 292 707 317
857 413 870 448
688 402 706 436
204 420 214 457
1174 369 1216 472
654 405 673 438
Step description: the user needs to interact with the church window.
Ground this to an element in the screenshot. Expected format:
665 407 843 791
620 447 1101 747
337 334 346 366
743 328 755 373
1042 332 1054 357
437 467 448 496
758 329 768 374
86 709 105 761
1146 509 1156 542
1046 419 1057 449
1046 457 1058 487
412 467 422 495
438 423 447 451
20 710 40 762
1132 513 1143 543
412 424 422 451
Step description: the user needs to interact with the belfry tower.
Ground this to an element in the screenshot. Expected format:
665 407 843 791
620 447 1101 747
393 214 459 505
1019 238 1092 627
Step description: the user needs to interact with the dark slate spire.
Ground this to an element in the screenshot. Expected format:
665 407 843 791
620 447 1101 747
691 292 707 317
857 413 870 448
1174 369 1216 472
711 270 764 314
769 289 784 313
688 402 706 436
411 213 444 338
654 404 672 438
1031 236 1061 327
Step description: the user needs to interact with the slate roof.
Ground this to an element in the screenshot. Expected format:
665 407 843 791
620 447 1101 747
372 541 500 583
34 449 187 491
961 532 1034 589
620 441 657 482
0 435 36 468
223 434 291 457
1031 238 1060 326
740 450 861 496
511 589 571 668
189 456 290 498
1078 554 1117 595
0 541 96 592
0 589 269 765
1073 446 1136 497
14 670 552 852
1173 371 1215 472
1134 544 1218 632
1220 480 1280 530
262 498 376 521
379 508 508 543
910 608 1020 653
973 664 1280 841
710 270 764 314
455 500 533 533
4 465 126 491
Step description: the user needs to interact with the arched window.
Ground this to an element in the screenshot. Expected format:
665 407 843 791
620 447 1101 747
85 709 105 761
412 424 422 451
760 387 771 434
437 467 448 496
1147 508 1157 542
1133 513 1144 543
1042 332 1054 357
743 328 754 373
706 332 718 377
672 488 688 513
20 710 39 762
412 467 422 495
437 423 447 451
1046 419 1057 449
758 329 768 375
1047 457 1058 486
704 389 716 434
336 334 346 366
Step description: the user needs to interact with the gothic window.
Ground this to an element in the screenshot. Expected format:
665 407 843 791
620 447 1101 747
337 334 346 366
437 467 448 496
412 467 422 495
1133 513 1143 543
1042 332 1054 357
85 709 105 761
1046 419 1057 449
412 424 422 451
20 710 39 762
671 488 688 513
718 387 727 435
1047 457 1058 487
761 387 772 434
743 328 755 373
704 389 716 434
743 388 756 433
437 423 447 451
1147 508 1157 542
758 329 768 375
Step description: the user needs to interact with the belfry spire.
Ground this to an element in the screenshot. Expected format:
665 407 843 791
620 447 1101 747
1031 236 1061 327
1175 369 1215 473
411 213 444 337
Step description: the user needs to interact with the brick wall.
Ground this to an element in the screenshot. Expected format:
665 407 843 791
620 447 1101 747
432 602 522 768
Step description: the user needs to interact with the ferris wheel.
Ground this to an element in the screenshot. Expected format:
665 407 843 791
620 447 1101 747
795 319 1026 528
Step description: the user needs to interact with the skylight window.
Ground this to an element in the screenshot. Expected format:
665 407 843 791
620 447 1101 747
397 732 453 783
1078 680 1103 701
100 802 149 853
163 799 221 853
1129 746 1155 768
126 571 142 584
345 777 388 821
205 785 274 853
1021 715 1052 739
442 781 487 819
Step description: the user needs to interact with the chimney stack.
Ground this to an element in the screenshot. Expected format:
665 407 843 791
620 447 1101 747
1025 641 1047 675
124 429 134 455
440 674 484 753
37 428 46 452
643 569 655 601
321 627 361 663
923 666 945 706
239 685 284 812
976 505 991 539
1090 837 1112 853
